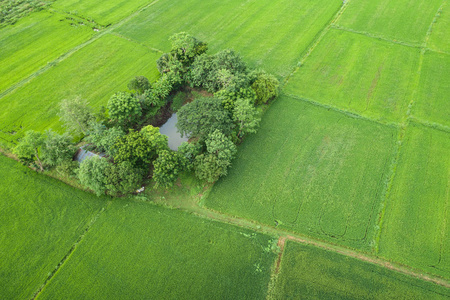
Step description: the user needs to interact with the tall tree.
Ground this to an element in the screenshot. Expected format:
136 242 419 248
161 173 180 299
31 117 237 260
107 92 142 129
14 130 45 171
41 130 76 167
176 97 233 139
59 97 95 135
153 150 186 189
112 130 155 168
233 98 261 139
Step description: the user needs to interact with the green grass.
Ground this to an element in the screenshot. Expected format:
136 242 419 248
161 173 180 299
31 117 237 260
284 29 421 123
115 0 342 78
379 123 450 280
413 51 450 127
336 0 442 44
271 241 450 299
0 10 93 94
0 33 161 147
0 155 106 299
38 200 277 299
206 96 397 250
51 0 152 26
428 1 450 53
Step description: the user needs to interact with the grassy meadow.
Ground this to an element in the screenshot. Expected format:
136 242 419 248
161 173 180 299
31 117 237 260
284 29 421 123
0 10 93 94
0 155 107 299
379 123 450 279
0 33 161 147
206 96 398 250
336 0 443 44
38 200 277 299
271 241 450 299
114 0 342 78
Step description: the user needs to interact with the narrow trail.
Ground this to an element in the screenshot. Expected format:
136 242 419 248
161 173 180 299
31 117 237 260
0 0 162 100
30 203 109 300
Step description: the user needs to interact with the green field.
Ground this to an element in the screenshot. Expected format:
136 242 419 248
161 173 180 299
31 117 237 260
115 0 342 78
271 241 450 299
336 0 442 44
52 0 151 26
428 1 450 53
413 51 450 127
0 10 93 94
0 155 106 299
379 123 450 279
1 0 449 297
206 96 397 250
38 200 277 299
0 33 160 147
284 29 421 123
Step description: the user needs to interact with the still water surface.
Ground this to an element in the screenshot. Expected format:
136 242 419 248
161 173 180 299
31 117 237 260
159 113 188 150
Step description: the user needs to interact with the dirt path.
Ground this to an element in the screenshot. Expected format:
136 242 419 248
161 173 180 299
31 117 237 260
186 204 450 289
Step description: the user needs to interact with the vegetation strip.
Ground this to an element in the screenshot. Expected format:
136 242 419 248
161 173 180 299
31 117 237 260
282 92 400 128
31 204 109 300
180 203 450 289
0 0 161 101
331 25 422 49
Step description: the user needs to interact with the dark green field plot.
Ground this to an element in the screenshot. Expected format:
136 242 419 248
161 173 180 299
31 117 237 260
115 0 342 78
284 29 420 123
0 10 93 94
0 34 160 147
271 242 450 299
337 0 442 44
38 200 277 299
52 0 152 26
379 123 450 280
428 1 450 53
413 51 450 127
0 155 106 299
206 96 397 250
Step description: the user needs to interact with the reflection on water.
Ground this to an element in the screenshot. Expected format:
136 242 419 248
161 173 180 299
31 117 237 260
159 113 188 151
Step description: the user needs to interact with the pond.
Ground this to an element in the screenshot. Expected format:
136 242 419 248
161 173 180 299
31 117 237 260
159 113 188 151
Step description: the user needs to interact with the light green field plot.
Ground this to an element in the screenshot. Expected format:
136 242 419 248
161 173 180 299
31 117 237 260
428 1 450 53
284 29 420 123
271 242 450 299
0 155 106 299
413 51 450 127
206 96 397 250
0 33 160 147
0 10 93 94
336 0 443 44
115 0 342 78
52 0 152 26
379 123 450 280
38 200 277 299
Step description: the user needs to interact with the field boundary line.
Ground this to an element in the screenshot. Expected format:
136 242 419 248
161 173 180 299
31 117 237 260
179 203 450 289
373 0 446 262
265 237 286 300
281 0 352 90
0 0 162 101
31 203 110 300
282 92 399 129
330 25 422 49
111 32 164 54
408 117 450 134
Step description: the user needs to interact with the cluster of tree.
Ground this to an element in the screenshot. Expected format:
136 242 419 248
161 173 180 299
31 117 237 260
13 32 279 196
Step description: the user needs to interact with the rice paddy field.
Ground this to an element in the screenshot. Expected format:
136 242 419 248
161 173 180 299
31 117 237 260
1 0 449 298
0 155 106 299
271 242 450 299
206 95 398 251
